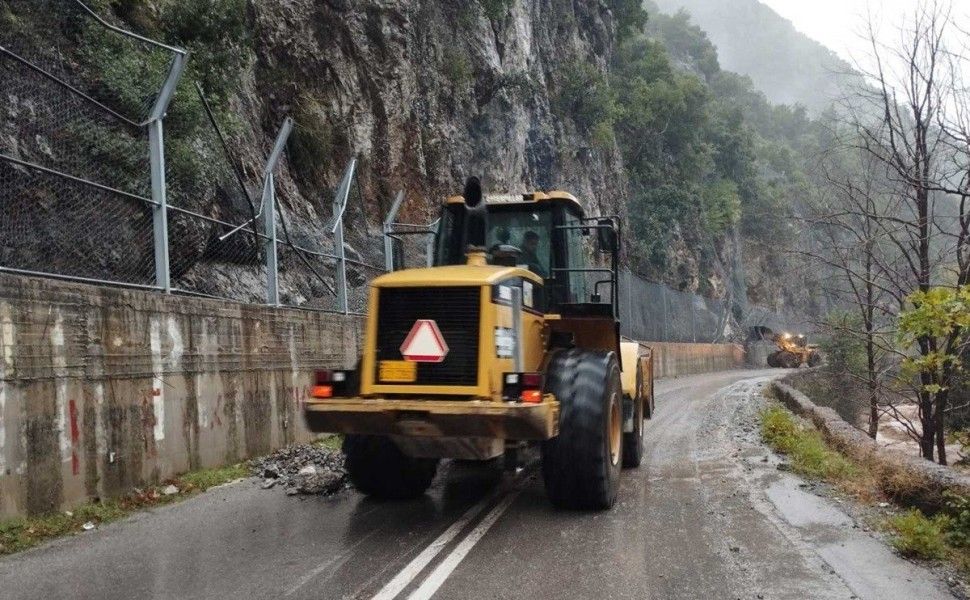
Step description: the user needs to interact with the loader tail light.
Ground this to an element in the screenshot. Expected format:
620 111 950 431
311 385 333 398
502 372 544 403
313 369 352 398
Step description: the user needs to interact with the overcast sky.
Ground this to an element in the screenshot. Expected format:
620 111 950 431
758 0 967 70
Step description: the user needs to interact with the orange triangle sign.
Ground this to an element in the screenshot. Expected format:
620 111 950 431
400 320 450 363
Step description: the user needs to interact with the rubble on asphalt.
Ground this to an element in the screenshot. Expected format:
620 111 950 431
249 443 347 496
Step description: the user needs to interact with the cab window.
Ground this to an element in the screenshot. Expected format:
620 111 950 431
486 208 552 278
563 210 588 302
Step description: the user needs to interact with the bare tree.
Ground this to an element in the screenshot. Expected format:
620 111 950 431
841 0 970 463
802 144 900 439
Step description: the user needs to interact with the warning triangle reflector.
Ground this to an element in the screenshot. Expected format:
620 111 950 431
400 320 450 363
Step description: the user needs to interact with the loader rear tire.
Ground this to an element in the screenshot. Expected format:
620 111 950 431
807 351 822 367
767 351 781 368
343 435 438 499
622 366 644 468
541 349 623 510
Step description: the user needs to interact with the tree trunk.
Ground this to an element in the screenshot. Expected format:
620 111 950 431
866 327 878 439
936 389 949 465
919 391 935 461
868 387 879 439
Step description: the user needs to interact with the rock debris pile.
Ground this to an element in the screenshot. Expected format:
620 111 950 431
249 443 347 496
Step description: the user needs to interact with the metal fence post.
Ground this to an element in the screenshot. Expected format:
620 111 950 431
331 159 357 314
690 296 697 343
658 284 670 342
261 117 294 306
383 191 405 272
263 173 279 305
147 51 187 293
426 219 440 268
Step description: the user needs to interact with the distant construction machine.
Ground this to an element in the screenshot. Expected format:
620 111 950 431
766 331 822 368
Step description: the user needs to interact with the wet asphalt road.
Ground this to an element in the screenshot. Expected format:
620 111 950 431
0 370 957 600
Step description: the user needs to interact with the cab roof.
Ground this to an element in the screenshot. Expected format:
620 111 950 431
445 190 584 216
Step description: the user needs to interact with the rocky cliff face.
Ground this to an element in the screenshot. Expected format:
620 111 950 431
254 0 627 219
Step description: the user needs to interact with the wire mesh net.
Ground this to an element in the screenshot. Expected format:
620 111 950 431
1 0 176 125
0 159 155 284
166 207 265 302
0 47 150 196
618 270 730 343
387 222 437 271
272 161 389 313
165 83 266 302
342 179 389 313
276 247 339 311
0 19 156 286
0 2 799 330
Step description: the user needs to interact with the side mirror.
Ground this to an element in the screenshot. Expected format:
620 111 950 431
596 219 617 253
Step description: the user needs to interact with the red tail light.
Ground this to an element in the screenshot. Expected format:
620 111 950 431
502 372 544 403
313 369 353 398
311 385 333 398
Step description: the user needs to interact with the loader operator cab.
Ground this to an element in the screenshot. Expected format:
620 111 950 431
433 192 620 317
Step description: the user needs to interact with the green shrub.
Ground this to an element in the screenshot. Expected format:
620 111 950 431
608 0 648 40
442 49 473 88
819 311 868 379
942 492 970 548
888 509 949 559
760 404 856 480
157 0 250 102
700 178 741 235
0 3 21 30
552 60 616 137
479 0 513 21
289 95 337 186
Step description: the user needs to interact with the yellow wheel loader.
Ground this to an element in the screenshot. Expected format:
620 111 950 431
766 332 822 368
304 178 654 510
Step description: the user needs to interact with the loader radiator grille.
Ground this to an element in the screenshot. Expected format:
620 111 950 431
375 286 481 387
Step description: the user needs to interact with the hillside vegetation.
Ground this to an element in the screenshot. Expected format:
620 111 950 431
594 2 831 316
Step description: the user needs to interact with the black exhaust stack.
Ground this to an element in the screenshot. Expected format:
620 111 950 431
463 176 488 253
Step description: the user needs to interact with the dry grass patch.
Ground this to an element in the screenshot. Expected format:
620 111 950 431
0 462 248 556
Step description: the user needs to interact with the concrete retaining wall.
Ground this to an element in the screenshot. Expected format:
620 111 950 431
648 341 745 379
772 381 970 510
0 274 364 518
0 273 745 518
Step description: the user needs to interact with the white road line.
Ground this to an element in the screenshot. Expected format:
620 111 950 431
370 490 501 600
406 491 520 600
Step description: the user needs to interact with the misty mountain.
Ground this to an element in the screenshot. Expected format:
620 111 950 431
650 0 859 112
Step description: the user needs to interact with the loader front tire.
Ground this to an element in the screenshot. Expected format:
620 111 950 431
343 435 438 499
778 351 801 369
541 349 623 510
